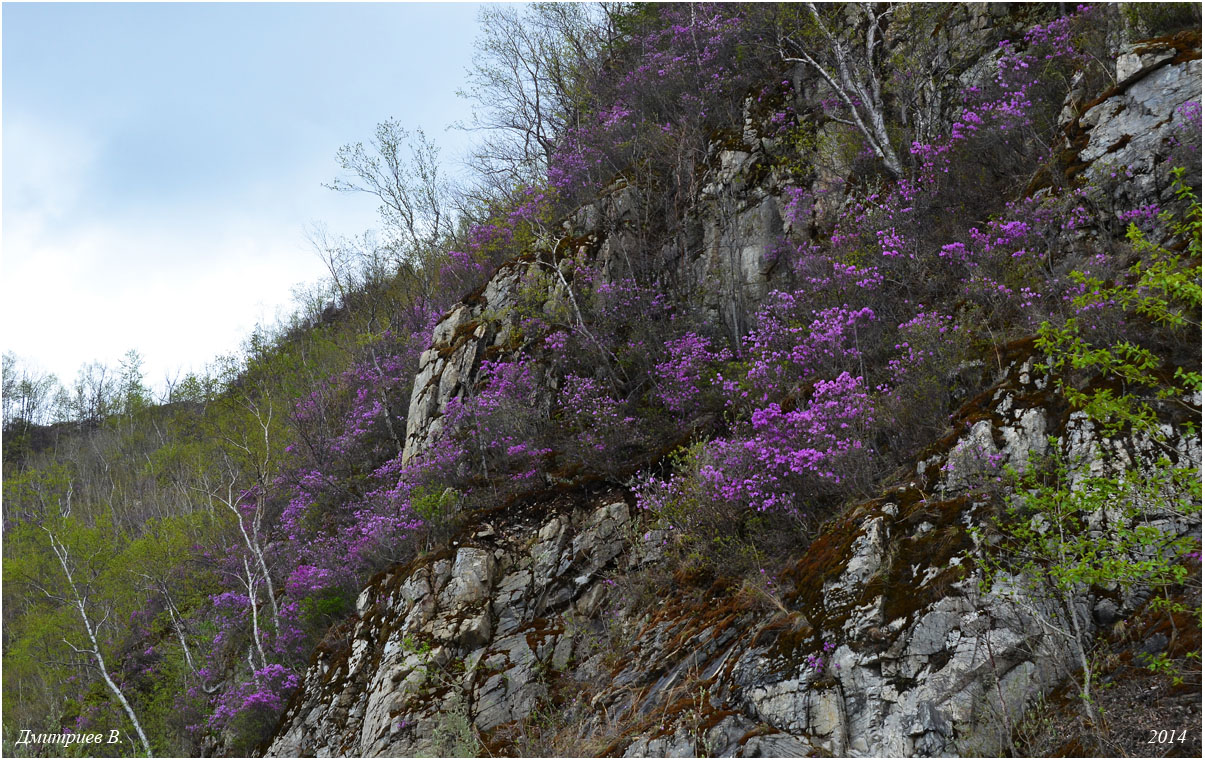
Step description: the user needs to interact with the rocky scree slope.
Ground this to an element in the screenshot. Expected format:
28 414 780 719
268 28 1202 760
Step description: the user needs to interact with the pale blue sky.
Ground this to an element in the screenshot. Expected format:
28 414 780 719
3 1 484 389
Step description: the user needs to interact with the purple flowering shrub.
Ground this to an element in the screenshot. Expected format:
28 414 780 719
875 309 971 453
206 663 300 754
633 6 1159 535
33 6 1194 754
549 3 770 213
702 372 877 514
555 373 641 477
439 186 560 299
576 275 683 402
441 358 553 492
653 332 733 416
637 292 883 527
533 264 704 454
174 326 446 744
1169 100 1202 178
276 333 433 576
738 301 878 407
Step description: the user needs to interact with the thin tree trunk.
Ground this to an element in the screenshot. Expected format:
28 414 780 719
47 530 154 757
243 557 269 671
781 2 905 179
247 498 281 632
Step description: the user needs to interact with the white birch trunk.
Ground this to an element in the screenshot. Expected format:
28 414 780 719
46 529 154 757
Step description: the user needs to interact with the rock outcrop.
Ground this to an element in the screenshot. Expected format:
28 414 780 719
1070 32 1202 214
271 20 1201 760
269 341 1199 757
401 22 1200 473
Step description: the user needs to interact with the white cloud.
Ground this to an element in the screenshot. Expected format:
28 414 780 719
2 114 101 228
2 207 332 390
1 109 379 392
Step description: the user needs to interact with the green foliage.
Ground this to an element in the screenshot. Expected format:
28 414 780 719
3 516 133 742
169 371 220 405
1139 649 1186 686
638 441 804 578
137 649 192 756
776 121 865 185
1119 169 1202 328
977 449 1198 597
298 588 354 638
117 350 152 419
3 462 75 523
1036 317 1168 436
411 486 459 527
426 690 480 758
973 445 1200 740
1037 169 1202 439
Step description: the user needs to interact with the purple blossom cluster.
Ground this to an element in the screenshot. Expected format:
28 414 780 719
654 333 732 415
443 358 552 487
557 373 637 473
207 664 300 731
740 301 876 407
547 4 752 201
701 372 876 513
633 5 1155 523
805 640 839 674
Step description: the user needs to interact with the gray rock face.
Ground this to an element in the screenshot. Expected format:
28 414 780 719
268 344 1199 757
1115 41 1178 85
400 156 796 467
402 261 525 463
266 499 643 757
1074 49 1201 220
1079 54 1200 168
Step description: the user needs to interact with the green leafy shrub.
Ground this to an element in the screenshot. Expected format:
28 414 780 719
410 486 460 549
974 448 1200 749
1037 168 1202 440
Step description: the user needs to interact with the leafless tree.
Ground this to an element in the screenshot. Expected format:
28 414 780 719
2 352 63 430
457 2 621 194
779 2 907 179
198 398 282 638
327 121 454 265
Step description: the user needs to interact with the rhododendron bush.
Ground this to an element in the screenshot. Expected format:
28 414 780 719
633 5 1198 527
4 3 1199 755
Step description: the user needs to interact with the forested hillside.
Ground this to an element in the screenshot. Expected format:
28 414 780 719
3 3 1202 757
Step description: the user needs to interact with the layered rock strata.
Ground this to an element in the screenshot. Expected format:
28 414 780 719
268 345 1199 757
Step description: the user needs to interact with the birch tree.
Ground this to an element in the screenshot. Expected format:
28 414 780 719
124 514 224 693
458 2 621 193
11 519 154 756
199 420 282 637
326 121 454 268
778 2 907 179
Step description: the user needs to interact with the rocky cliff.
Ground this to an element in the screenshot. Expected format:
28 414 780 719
268 15 1201 759
268 345 1199 757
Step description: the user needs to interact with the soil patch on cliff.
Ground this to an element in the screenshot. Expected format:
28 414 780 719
1015 575 1202 758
